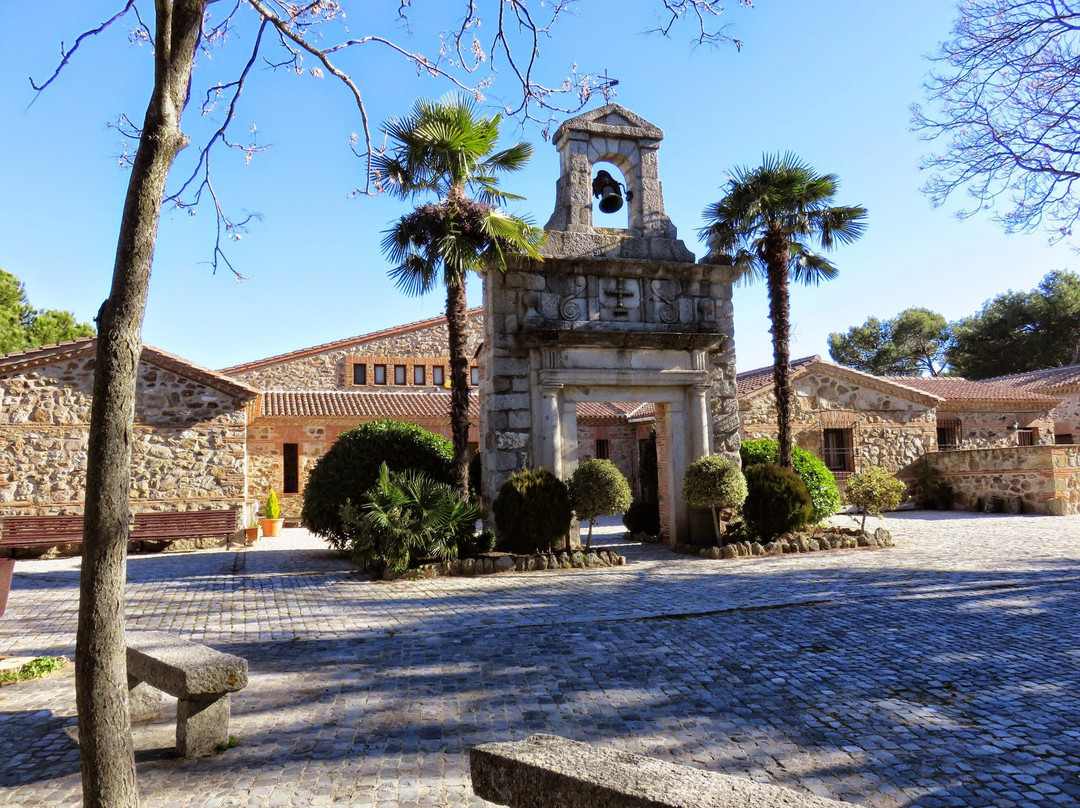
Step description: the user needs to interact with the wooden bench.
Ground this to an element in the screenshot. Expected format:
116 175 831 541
131 509 239 545
0 515 84 550
127 630 248 758
0 508 239 552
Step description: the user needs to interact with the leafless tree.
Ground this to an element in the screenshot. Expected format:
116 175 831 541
29 2 749 806
913 0 1080 242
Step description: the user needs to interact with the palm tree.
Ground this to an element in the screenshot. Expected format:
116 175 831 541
375 95 545 497
702 153 867 468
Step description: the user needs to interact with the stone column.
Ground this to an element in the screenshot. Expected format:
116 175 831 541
539 383 564 475
689 383 712 461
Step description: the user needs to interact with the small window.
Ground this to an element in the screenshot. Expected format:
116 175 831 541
394 364 407 385
374 364 387 385
823 428 854 473
470 366 480 386
1056 433 1074 445
1017 428 1035 447
595 439 610 460
432 365 445 386
937 419 961 451
352 363 367 386
414 365 426 385
283 443 299 495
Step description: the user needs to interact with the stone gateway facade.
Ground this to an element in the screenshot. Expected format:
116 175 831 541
481 105 740 544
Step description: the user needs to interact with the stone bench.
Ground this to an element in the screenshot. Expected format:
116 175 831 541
126 631 248 758
471 734 867 808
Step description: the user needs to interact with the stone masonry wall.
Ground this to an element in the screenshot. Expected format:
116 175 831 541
927 445 1080 515
1049 394 1080 440
937 407 1056 449
0 356 249 516
229 312 484 390
740 373 938 475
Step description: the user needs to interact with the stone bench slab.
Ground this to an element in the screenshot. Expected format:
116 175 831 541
472 734 866 808
127 630 247 698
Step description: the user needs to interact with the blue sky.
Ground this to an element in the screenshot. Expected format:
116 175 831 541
0 1 1072 373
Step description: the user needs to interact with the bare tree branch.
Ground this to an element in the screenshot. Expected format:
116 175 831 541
913 0 1080 241
29 2 138 94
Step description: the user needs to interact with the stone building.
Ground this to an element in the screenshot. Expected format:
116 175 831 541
0 339 257 520
983 363 1080 443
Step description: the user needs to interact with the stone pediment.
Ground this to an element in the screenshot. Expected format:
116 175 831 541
552 103 664 143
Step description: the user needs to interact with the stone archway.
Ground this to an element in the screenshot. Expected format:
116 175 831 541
480 104 741 545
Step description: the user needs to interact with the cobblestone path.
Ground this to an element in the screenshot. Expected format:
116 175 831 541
1 511 1078 807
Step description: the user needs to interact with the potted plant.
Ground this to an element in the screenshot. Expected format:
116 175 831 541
244 516 260 546
260 491 285 538
0 558 14 618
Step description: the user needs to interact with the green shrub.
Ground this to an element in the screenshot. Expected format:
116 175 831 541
623 500 660 536
845 466 906 532
302 419 453 549
740 439 840 523
742 463 813 539
682 455 747 544
264 490 281 519
340 462 479 573
568 459 633 548
492 467 572 554
459 527 497 557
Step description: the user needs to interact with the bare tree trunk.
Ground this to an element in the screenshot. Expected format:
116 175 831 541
764 237 793 469
446 277 471 497
76 3 204 806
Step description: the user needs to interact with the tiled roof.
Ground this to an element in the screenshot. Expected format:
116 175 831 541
220 308 483 375
260 390 477 420
736 356 819 397
575 401 655 424
982 363 1080 393
893 376 1062 404
0 338 260 399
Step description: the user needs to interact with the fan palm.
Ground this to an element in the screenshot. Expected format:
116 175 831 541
376 94 544 497
701 153 867 468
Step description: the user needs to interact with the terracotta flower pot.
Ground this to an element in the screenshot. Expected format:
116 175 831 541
0 558 14 619
244 526 260 545
259 518 285 538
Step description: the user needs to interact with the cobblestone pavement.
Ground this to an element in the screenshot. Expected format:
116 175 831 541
1 511 1078 807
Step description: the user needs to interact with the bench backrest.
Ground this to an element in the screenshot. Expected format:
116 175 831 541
0 515 85 545
132 509 238 531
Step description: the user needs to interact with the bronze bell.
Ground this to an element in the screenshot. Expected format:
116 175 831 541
592 169 624 214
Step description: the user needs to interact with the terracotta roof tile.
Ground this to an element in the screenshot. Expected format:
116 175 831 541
220 308 483 375
983 363 1080 393
575 401 655 425
736 356 819 396
893 376 1061 404
260 390 477 420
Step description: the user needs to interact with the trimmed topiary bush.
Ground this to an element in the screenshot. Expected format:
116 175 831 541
623 500 661 536
742 462 813 539
493 467 572 554
302 419 453 550
740 439 841 523
845 466 906 532
682 455 747 544
568 459 633 548
264 490 281 519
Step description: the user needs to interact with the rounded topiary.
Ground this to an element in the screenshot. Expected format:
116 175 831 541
301 419 453 549
742 462 813 540
492 467 572 554
845 465 907 532
740 439 841 523
682 455 747 544
623 500 660 536
568 459 633 548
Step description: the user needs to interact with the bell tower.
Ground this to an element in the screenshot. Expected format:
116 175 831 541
543 103 692 261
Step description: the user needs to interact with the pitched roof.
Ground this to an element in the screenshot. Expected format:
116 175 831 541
220 308 483 375
982 363 1080 393
736 356 946 407
893 376 1062 405
575 401 655 425
0 338 259 399
259 390 477 420
736 355 819 397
